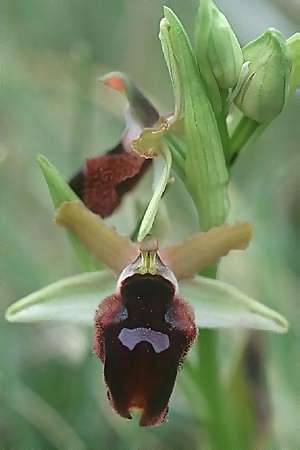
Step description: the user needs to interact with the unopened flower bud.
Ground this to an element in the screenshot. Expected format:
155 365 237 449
207 2 243 89
287 33 300 95
234 29 291 123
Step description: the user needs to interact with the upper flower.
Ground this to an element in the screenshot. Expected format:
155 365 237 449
69 72 159 220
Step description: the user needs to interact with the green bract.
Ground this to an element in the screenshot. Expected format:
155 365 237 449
234 29 292 123
159 18 183 119
162 7 229 229
137 145 172 242
37 154 99 271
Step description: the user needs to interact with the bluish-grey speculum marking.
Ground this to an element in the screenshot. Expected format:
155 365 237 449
118 327 170 353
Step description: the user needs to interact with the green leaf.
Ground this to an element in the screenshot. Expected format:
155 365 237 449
159 18 184 119
137 145 172 242
180 276 288 333
163 7 229 229
5 271 116 323
37 154 78 207
37 154 98 271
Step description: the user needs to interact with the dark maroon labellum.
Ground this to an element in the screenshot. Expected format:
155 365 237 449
94 272 197 426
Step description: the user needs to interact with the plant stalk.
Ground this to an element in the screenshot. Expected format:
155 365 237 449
229 116 259 164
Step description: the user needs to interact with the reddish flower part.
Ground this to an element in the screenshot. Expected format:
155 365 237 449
70 73 160 218
94 253 197 426
70 144 150 218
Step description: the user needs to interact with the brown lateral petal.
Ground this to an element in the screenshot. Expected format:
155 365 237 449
161 222 253 279
94 274 197 426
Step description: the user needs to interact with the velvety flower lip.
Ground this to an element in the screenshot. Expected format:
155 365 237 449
70 147 150 218
94 247 197 427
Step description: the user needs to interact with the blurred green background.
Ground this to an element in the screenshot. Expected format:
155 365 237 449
0 0 299 448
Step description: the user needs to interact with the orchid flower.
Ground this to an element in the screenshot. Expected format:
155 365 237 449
5 1 295 430
5 193 287 425
69 72 159 220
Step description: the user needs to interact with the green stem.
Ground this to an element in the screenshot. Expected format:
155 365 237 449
184 194 233 448
196 330 233 450
190 222 234 448
228 116 259 164
217 89 231 164
191 114 267 448
194 262 233 449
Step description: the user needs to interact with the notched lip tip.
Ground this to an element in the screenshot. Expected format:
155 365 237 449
122 406 166 427
139 411 168 427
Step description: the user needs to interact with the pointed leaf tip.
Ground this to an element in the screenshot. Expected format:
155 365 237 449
36 154 77 208
37 154 98 271
6 271 116 323
180 276 289 333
